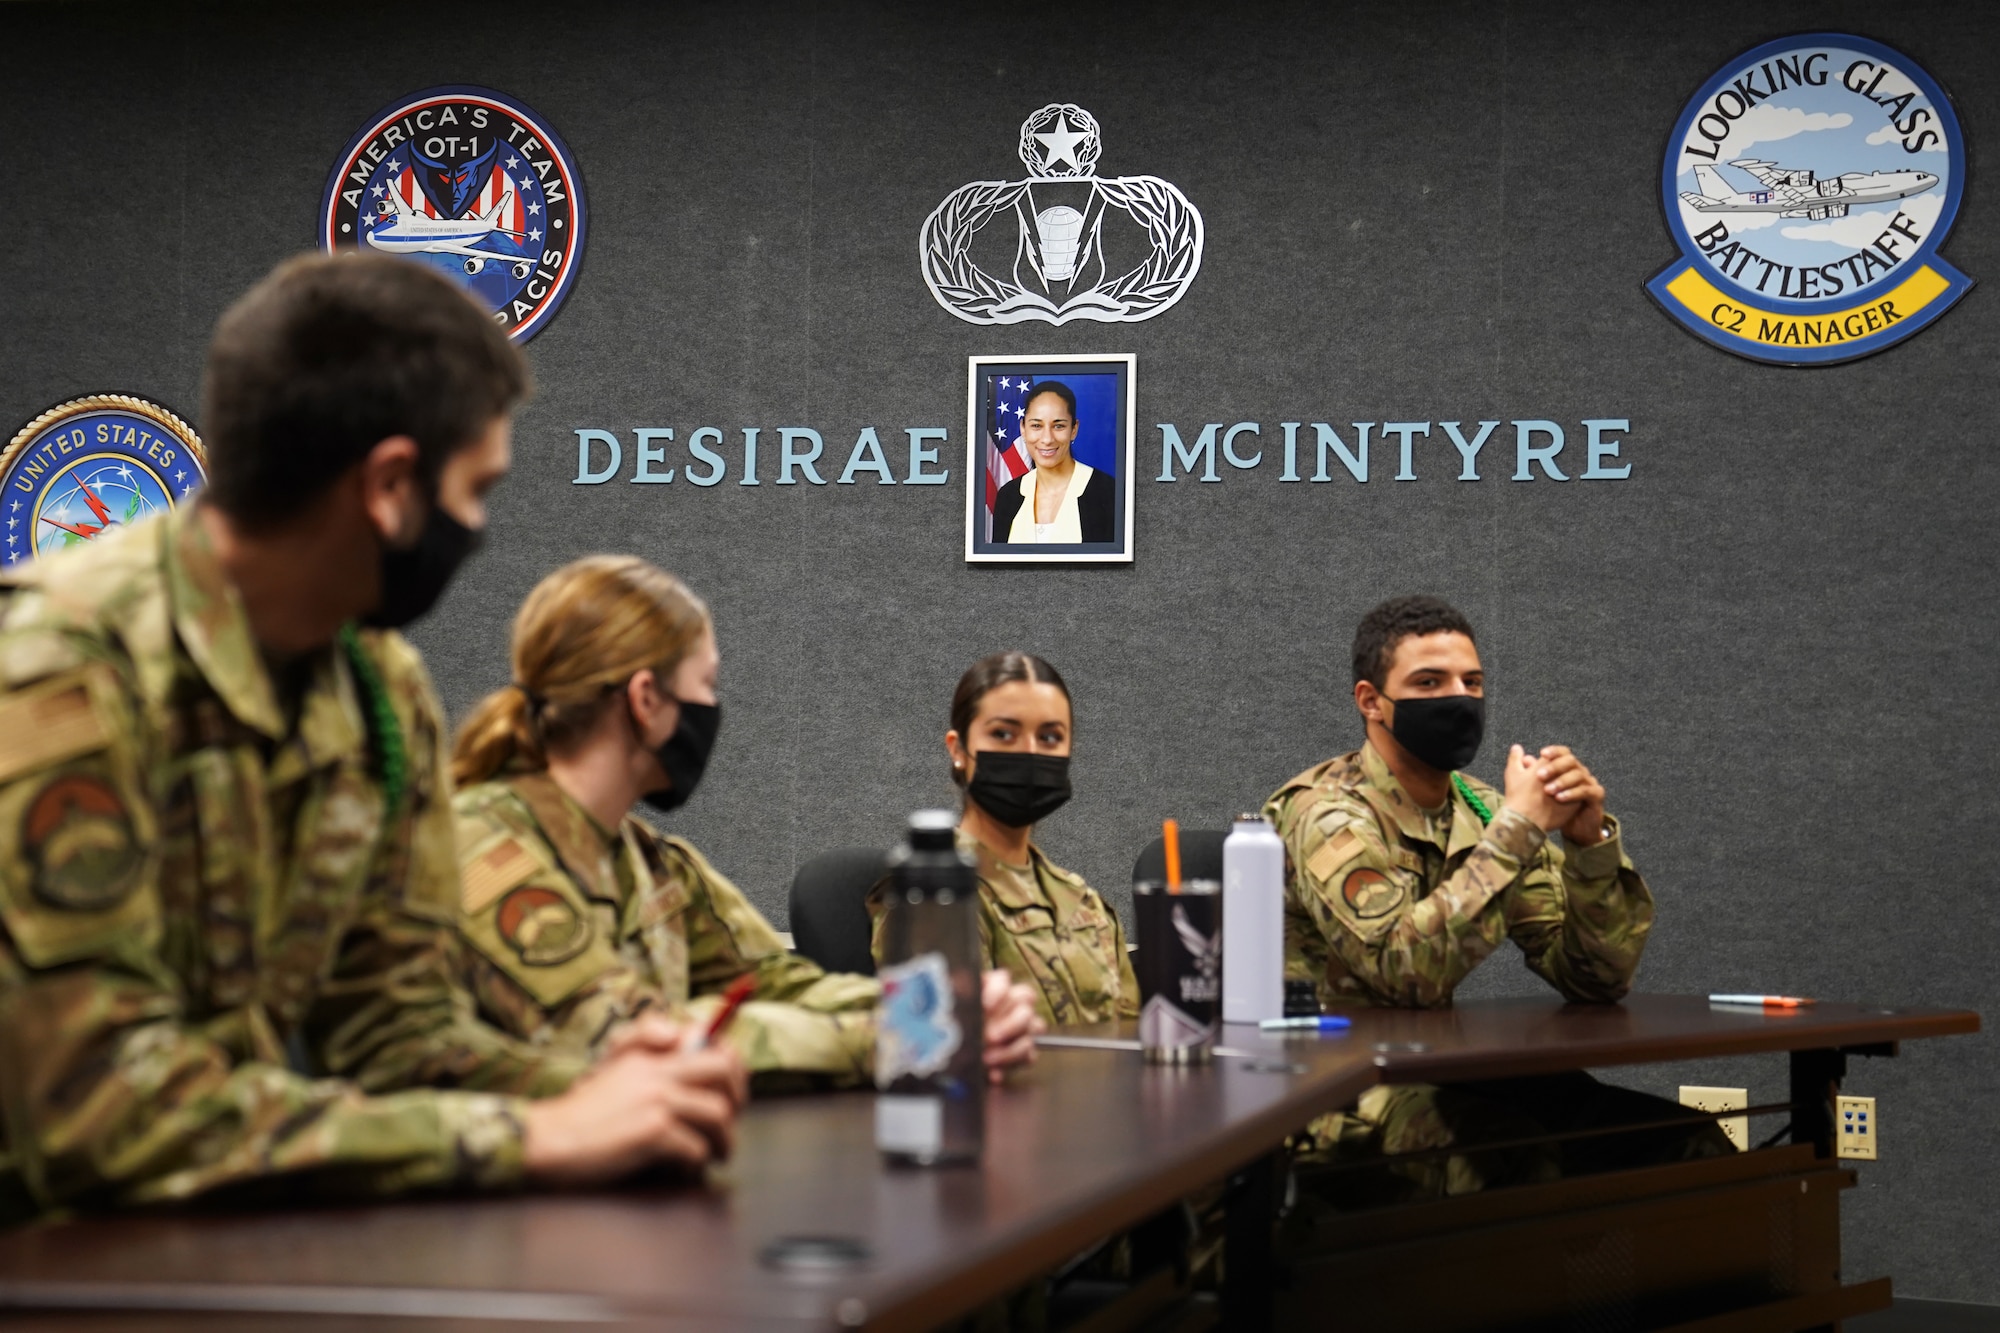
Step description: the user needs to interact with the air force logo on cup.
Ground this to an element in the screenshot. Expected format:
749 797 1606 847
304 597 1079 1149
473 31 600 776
1648 34 1971 366
321 86 587 343
0 395 206 567
921 104 1204 325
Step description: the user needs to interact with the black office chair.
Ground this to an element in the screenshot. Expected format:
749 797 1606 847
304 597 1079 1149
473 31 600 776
1130 828 1228 885
788 847 889 977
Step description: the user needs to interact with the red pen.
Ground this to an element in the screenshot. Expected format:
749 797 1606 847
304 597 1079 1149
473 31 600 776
689 974 758 1050
1708 993 1815 1009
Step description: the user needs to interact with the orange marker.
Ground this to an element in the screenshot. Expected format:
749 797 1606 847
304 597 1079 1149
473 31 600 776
1163 818 1182 893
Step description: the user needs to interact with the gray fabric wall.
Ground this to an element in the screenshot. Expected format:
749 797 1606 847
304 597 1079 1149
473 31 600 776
2 0 1993 1303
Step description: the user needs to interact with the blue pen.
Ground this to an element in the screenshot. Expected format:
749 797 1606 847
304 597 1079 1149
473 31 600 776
1258 1016 1352 1032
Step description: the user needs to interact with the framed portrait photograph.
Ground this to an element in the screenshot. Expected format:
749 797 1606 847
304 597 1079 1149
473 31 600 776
964 353 1135 564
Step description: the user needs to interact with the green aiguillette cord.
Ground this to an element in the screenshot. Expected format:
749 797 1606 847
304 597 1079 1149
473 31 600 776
1451 771 1492 827
339 623 407 814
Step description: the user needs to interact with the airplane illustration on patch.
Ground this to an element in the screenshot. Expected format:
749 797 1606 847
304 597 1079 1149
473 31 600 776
365 180 534 279
1680 160 1938 221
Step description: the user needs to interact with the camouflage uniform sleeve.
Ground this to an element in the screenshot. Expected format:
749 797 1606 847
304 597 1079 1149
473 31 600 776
1267 785 1547 1008
671 839 876 1084
303 636 583 1100
0 655 529 1219
1112 903 1140 1020
450 784 653 1063
1500 816 1654 1003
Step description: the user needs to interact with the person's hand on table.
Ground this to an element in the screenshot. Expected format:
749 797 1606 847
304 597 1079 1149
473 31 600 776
1531 744 1608 846
980 968 1044 1083
523 1020 748 1186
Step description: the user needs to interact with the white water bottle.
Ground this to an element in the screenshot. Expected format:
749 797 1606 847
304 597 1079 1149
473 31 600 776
1222 813 1285 1024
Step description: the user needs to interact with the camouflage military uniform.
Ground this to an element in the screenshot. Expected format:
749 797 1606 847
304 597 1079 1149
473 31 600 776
1265 744 1729 1210
0 511 568 1225
454 774 878 1086
869 831 1138 1028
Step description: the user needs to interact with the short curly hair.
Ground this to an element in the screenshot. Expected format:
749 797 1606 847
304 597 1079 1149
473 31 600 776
201 252 530 529
1352 596 1476 687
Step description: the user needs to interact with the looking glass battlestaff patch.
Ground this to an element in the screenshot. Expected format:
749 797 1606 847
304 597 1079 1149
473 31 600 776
0 396 206 568
1647 34 1972 366
495 886 592 966
320 86 588 344
24 773 143 912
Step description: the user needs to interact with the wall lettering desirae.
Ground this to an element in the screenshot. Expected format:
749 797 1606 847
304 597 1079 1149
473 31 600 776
570 418 1636 487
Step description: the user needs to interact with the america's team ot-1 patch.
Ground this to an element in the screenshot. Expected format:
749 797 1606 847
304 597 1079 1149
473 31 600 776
319 86 587 344
0 396 206 568
1646 34 1972 366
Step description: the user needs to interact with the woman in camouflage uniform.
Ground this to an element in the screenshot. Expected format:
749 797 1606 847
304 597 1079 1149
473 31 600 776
450 557 1039 1089
873 652 1138 1028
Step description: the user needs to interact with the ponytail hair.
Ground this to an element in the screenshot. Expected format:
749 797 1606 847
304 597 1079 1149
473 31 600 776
453 555 711 787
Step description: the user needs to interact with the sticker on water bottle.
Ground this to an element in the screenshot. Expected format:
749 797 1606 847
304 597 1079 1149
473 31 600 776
875 1094 946 1157
876 951 963 1084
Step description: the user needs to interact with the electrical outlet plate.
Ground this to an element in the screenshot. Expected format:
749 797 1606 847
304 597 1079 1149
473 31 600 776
1680 1085 1748 1151
1837 1095 1877 1161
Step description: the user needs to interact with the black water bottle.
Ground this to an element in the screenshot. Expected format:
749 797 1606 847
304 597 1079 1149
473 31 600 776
874 810 985 1165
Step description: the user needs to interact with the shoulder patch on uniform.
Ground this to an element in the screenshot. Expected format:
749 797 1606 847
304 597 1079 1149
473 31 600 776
495 885 593 966
1340 868 1404 920
1305 829 1361 883
462 837 539 914
23 772 141 911
0 676 110 784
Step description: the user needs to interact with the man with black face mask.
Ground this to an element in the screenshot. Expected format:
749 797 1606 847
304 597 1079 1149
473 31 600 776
1264 595 1729 1213
0 254 746 1225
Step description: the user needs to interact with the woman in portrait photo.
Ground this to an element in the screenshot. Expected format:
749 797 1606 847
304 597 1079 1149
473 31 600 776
991 380 1116 543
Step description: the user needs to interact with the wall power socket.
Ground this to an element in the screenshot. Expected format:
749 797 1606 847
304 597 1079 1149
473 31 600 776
1837 1095 1878 1161
1679 1085 1748 1151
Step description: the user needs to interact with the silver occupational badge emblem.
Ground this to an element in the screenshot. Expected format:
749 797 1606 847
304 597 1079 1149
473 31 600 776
920 104 1204 325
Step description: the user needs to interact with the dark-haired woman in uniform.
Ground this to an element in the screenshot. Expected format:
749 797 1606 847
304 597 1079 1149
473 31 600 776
449 555 1040 1088
871 651 1137 1027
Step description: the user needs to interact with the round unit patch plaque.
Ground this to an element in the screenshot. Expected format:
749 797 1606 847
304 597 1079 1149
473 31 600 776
1647 33 1972 365
0 395 206 568
320 85 587 343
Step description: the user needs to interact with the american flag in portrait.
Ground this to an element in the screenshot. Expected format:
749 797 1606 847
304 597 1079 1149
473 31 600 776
984 375 1033 540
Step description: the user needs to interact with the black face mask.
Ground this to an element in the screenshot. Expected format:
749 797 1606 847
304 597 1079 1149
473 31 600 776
966 751 1072 828
362 503 483 630
641 700 723 814
1387 694 1485 773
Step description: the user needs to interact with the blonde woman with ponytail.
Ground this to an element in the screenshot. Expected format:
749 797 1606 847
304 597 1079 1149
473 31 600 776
450 556 1042 1087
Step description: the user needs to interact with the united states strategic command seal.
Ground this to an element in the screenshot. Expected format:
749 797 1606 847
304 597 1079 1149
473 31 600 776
0 395 206 568
1648 34 1971 366
320 86 587 343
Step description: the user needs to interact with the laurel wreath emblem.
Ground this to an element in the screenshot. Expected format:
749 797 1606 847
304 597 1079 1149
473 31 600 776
918 105 1205 326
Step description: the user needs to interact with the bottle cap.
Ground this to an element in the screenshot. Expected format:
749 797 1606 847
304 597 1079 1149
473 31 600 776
907 809 958 850
1234 813 1272 826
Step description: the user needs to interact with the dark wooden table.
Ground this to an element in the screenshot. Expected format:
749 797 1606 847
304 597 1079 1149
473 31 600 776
0 1025 1377 1332
0 996 1976 1332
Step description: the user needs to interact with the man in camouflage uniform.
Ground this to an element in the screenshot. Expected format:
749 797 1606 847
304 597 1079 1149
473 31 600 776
455 772 879 1086
0 255 742 1225
1265 596 1729 1215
